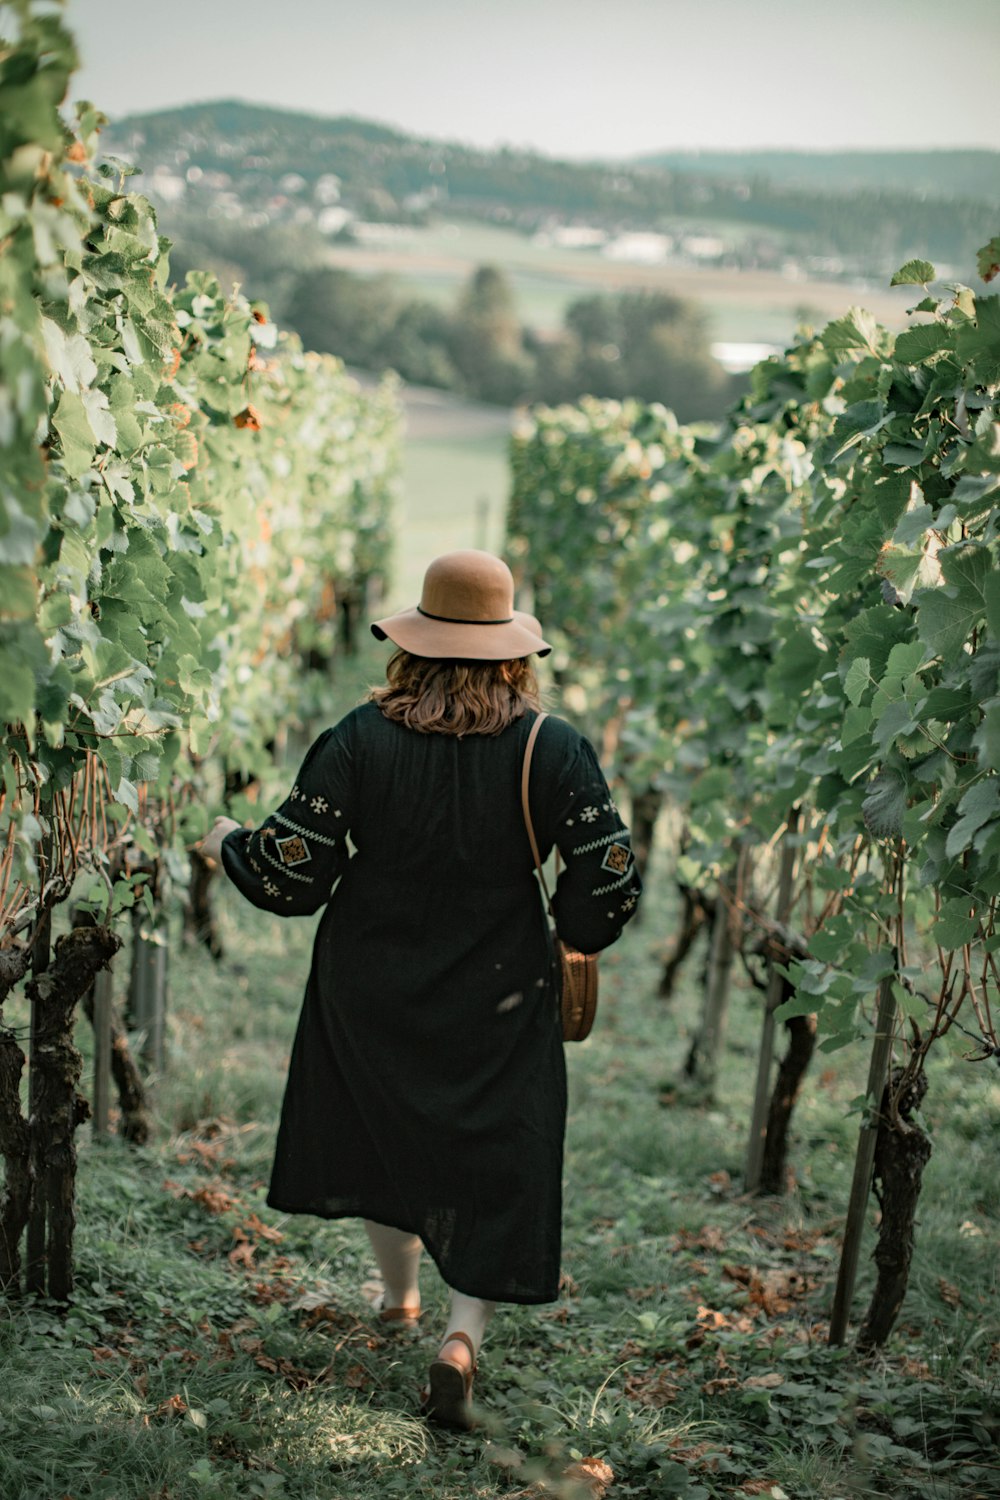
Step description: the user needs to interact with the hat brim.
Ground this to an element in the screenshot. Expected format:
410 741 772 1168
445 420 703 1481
370 607 551 660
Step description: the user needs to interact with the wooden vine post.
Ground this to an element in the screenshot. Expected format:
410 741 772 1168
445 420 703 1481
682 846 747 1095
129 906 168 1073
745 807 800 1193
90 966 113 1138
828 968 898 1345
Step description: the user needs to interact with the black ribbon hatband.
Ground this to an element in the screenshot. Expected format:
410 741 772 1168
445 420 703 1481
417 607 514 625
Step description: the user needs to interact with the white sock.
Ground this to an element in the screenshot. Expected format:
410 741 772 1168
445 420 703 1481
363 1219 422 1310
443 1290 496 1359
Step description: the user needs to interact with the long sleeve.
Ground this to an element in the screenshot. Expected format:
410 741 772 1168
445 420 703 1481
545 731 642 955
220 721 353 916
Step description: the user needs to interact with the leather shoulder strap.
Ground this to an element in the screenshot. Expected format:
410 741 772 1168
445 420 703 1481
521 712 553 915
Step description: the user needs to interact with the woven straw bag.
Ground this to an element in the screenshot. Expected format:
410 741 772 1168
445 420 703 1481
521 713 599 1042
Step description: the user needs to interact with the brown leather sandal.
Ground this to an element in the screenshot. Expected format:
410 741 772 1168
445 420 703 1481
424 1330 477 1429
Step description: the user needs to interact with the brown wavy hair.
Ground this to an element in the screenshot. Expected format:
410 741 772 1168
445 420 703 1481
370 650 541 735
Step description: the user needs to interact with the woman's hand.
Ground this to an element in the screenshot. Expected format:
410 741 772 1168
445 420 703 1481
198 816 242 865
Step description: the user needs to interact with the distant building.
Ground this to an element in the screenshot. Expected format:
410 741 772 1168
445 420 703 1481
711 341 780 373
317 206 353 235
682 234 725 260
603 232 673 264
314 174 342 205
534 225 607 250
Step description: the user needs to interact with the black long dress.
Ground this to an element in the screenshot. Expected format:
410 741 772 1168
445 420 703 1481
221 703 641 1304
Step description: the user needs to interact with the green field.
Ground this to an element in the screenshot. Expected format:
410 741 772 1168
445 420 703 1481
389 387 512 610
326 216 916 347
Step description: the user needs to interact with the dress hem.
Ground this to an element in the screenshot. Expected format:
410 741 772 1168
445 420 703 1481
264 1194 560 1306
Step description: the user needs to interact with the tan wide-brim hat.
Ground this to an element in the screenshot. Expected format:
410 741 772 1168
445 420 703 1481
371 550 551 660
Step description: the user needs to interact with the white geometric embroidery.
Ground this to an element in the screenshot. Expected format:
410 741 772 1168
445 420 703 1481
594 869 635 897
311 796 328 814
275 812 341 849
622 894 638 912
578 806 599 823
264 878 280 897
570 827 630 858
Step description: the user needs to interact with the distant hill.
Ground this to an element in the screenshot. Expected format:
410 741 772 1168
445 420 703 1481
632 149 1000 204
103 101 999 279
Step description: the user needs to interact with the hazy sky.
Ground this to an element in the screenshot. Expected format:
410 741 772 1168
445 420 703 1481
67 0 1000 159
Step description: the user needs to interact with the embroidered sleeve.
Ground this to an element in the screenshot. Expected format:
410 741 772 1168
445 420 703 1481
548 734 642 955
220 723 352 916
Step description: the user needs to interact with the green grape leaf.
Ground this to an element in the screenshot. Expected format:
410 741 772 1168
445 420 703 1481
931 908 980 950
985 570 1000 640
956 295 1000 384
882 443 925 468
872 698 920 754
893 323 953 364
862 768 907 838
945 779 1000 858
41 318 97 392
916 544 990 660
891 259 937 287
82 388 117 447
844 657 871 706
978 705 1000 772
0 567 37 621
821 307 883 355
52 391 97 477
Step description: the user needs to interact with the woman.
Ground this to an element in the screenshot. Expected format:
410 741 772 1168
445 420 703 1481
200 549 642 1427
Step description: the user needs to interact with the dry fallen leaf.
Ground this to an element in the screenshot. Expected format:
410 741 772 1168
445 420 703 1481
625 1367 681 1408
243 1211 283 1244
155 1393 187 1419
702 1375 741 1395
228 1235 256 1270
938 1278 962 1309
742 1372 784 1390
192 1185 237 1215
563 1456 614 1497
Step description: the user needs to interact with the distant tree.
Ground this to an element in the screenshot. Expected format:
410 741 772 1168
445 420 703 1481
284 267 400 367
548 289 731 420
447 266 534 404
374 299 458 389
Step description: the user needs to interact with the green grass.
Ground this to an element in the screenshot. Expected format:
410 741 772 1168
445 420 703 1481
3 651 999 1498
